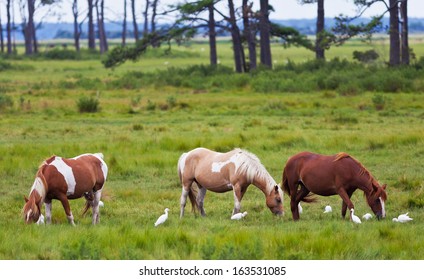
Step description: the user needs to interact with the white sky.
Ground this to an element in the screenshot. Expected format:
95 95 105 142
3 0 424 23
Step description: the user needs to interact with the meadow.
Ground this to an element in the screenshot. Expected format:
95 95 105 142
0 38 424 260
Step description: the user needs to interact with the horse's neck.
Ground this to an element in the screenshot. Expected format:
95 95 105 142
252 173 276 195
30 176 47 203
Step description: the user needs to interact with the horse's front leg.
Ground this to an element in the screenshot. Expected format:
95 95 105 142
44 199 52 224
340 189 355 219
337 188 354 220
58 194 76 226
232 185 243 216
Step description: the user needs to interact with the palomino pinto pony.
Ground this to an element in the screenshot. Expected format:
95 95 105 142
23 153 108 225
282 151 387 221
178 148 284 218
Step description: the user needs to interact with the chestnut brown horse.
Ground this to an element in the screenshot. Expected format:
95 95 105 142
178 147 284 218
282 151 387 221
23 153 108 225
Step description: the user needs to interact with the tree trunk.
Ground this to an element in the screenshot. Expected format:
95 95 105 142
259 0 272 68
242 0 257 71
143 0 149 37
6 0 12 54
208 3 217 66
122 0 127 46
131 0 139 40
25 0 35 55
316 0 325 59
96 0 108 53
0 10 4 53
228 0 243 73
400 0 409 65
73 0 80 52
389 0 400 66
88 0 96 49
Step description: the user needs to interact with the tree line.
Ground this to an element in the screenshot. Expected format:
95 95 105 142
0 0 415 69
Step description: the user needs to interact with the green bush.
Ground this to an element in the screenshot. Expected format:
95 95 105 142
77 96 100 113
44 49 81 60
0 94 13 111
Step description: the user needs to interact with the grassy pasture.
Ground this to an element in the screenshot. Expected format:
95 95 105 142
1 40 424 260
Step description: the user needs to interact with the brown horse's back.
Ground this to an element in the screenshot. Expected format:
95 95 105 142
283 151 361 197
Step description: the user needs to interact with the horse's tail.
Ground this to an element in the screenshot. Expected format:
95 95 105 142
82 201 91 216
282 168 291 196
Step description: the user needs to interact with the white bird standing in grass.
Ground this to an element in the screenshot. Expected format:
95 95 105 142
392 212 413 223
154 208 169 227
323 205 332 213
362 213 373 220
99 201 104 207
350 209 361 224
231 211 248 220
298 203 303 214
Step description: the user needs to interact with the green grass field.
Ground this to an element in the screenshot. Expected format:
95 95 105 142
0 39 424 260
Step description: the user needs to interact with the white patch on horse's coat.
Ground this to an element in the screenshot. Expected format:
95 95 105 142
30 177 46 199
211 153 240 173
50 157 77 196
178 152 189 177
380 197 386 217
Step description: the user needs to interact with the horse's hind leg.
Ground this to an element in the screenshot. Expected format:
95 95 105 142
196 187 207 216
180 180 193 218
341 189 355 219
92 190 102 224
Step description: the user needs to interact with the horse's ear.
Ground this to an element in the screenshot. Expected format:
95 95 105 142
24 196 29 203
274 185 279 193
382 184 387 190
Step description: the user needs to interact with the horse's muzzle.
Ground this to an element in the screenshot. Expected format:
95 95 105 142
376 213 383 220
274 210 283 216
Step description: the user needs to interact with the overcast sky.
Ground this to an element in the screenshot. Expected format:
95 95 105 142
4 0 424 23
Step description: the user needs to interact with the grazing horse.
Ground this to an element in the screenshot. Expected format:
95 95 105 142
178 147 283 218
23 153 108 225
282 151 387 221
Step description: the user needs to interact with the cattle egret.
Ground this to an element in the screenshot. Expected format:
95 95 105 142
350 209 361 224
154 208 169 227
323 205 332 213
231 211 248 220
362 213 373 220
298 203 303 214
99 201 104 207
36 214 44 225
392 212 413 223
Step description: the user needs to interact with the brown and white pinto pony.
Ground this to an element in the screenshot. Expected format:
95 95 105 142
178 147 284 218
23 153 108 225
282 151 387 221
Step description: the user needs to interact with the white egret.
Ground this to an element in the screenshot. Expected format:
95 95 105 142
350 209 361 224
231 211 248 220
362 213 373 220
323 205 332 213
154 208 169 227
392 212 413 223
298 203 303 214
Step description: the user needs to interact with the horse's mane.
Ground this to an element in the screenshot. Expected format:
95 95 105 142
334 152 384 198
233 149 276 188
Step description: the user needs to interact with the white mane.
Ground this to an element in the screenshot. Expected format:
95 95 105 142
233 149 277 190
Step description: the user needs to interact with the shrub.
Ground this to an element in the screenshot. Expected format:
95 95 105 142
77 96 100 113
0 94 13 111
353 50 379 63
372 94 386 110
44 49 80 60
